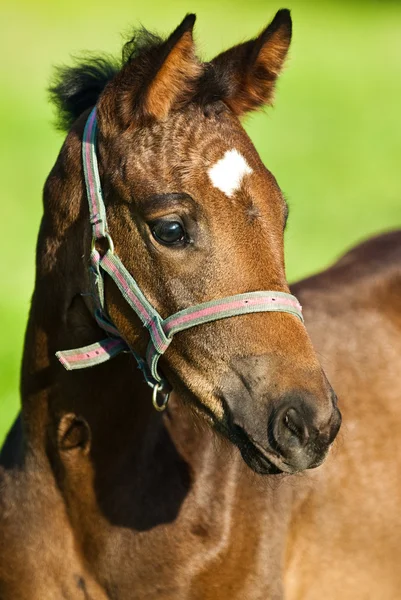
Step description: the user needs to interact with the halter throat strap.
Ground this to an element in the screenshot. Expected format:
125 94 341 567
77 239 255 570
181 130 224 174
56 108 304 394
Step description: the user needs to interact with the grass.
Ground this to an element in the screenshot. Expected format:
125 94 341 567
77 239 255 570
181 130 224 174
0 0 400 444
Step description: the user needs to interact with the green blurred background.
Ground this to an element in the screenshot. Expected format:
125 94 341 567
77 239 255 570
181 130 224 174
0 0 400 444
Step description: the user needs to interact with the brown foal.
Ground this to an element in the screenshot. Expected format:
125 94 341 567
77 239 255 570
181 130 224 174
0 10 400 599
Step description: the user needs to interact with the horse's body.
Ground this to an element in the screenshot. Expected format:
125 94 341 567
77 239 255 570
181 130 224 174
287 231 401 599
2 230 401 599
1 9 400 599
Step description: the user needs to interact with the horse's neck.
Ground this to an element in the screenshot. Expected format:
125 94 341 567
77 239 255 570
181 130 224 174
19 302 248 536
19 280 224 482
16 295 301 594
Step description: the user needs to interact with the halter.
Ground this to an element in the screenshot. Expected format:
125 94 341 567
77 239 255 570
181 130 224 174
56 107 304 410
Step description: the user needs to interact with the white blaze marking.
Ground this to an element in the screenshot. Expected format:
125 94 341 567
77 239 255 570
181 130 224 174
208 149 253 197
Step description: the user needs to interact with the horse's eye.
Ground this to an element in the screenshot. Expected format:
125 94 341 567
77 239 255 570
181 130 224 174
151 220 187 246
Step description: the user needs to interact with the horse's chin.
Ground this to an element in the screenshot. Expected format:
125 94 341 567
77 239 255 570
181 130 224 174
239 446 284 475
167 385 314 475
232 432 295 475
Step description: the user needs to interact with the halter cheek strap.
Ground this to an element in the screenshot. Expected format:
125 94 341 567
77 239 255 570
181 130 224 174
56 108 304 404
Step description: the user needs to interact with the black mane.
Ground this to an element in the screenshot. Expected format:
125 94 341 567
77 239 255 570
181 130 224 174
49 54 120 131
48 28 164 132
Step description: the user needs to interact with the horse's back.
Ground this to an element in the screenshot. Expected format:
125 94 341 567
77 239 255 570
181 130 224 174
286 230 401 599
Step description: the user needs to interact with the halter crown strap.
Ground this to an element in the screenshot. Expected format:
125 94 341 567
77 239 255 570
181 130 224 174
56 107 304 392
83 108 107 240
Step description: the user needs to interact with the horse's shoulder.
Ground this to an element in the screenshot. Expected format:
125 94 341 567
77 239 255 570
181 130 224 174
0 415 26 533
0 454 30 594
0 446 108 598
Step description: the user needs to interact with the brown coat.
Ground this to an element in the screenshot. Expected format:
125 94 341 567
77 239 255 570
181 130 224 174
1 10 399 599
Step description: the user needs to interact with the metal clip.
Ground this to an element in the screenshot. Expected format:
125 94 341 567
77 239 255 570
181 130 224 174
152 382 170 412
91 232 115 254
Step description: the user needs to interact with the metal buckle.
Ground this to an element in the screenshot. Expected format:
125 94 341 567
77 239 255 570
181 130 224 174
91 232 115 254
152 382 170 412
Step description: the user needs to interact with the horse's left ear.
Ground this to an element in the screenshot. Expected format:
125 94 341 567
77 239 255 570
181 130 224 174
206 9 292 116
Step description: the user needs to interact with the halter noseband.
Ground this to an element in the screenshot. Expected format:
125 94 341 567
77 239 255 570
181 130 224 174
56 107 304 410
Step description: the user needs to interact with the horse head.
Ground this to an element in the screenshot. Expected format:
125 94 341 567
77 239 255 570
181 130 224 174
47 10 341 475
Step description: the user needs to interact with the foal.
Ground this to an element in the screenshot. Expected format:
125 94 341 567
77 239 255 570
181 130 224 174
0 11 343 599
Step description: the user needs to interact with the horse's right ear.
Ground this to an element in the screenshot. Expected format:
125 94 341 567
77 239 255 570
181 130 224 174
203 9 292 116
98 14 202 133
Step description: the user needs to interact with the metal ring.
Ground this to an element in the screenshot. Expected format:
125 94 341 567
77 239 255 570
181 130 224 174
152 383 170 412
91 232 115 254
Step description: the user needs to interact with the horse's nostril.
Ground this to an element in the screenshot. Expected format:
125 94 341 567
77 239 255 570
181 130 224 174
268 396 340 471
270 403 312 461
283 407 309 447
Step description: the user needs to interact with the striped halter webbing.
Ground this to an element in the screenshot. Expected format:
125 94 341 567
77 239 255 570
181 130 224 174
56 107 304 408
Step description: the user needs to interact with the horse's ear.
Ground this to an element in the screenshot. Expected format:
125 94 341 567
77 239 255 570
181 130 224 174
207 9 292 116
141 14 201 119
99 14 202 130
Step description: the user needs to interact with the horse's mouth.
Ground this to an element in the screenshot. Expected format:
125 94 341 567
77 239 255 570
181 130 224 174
240 444 284 475
235 430 297 475
170 385 324 475
237 427 333 474
186 390 301 475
